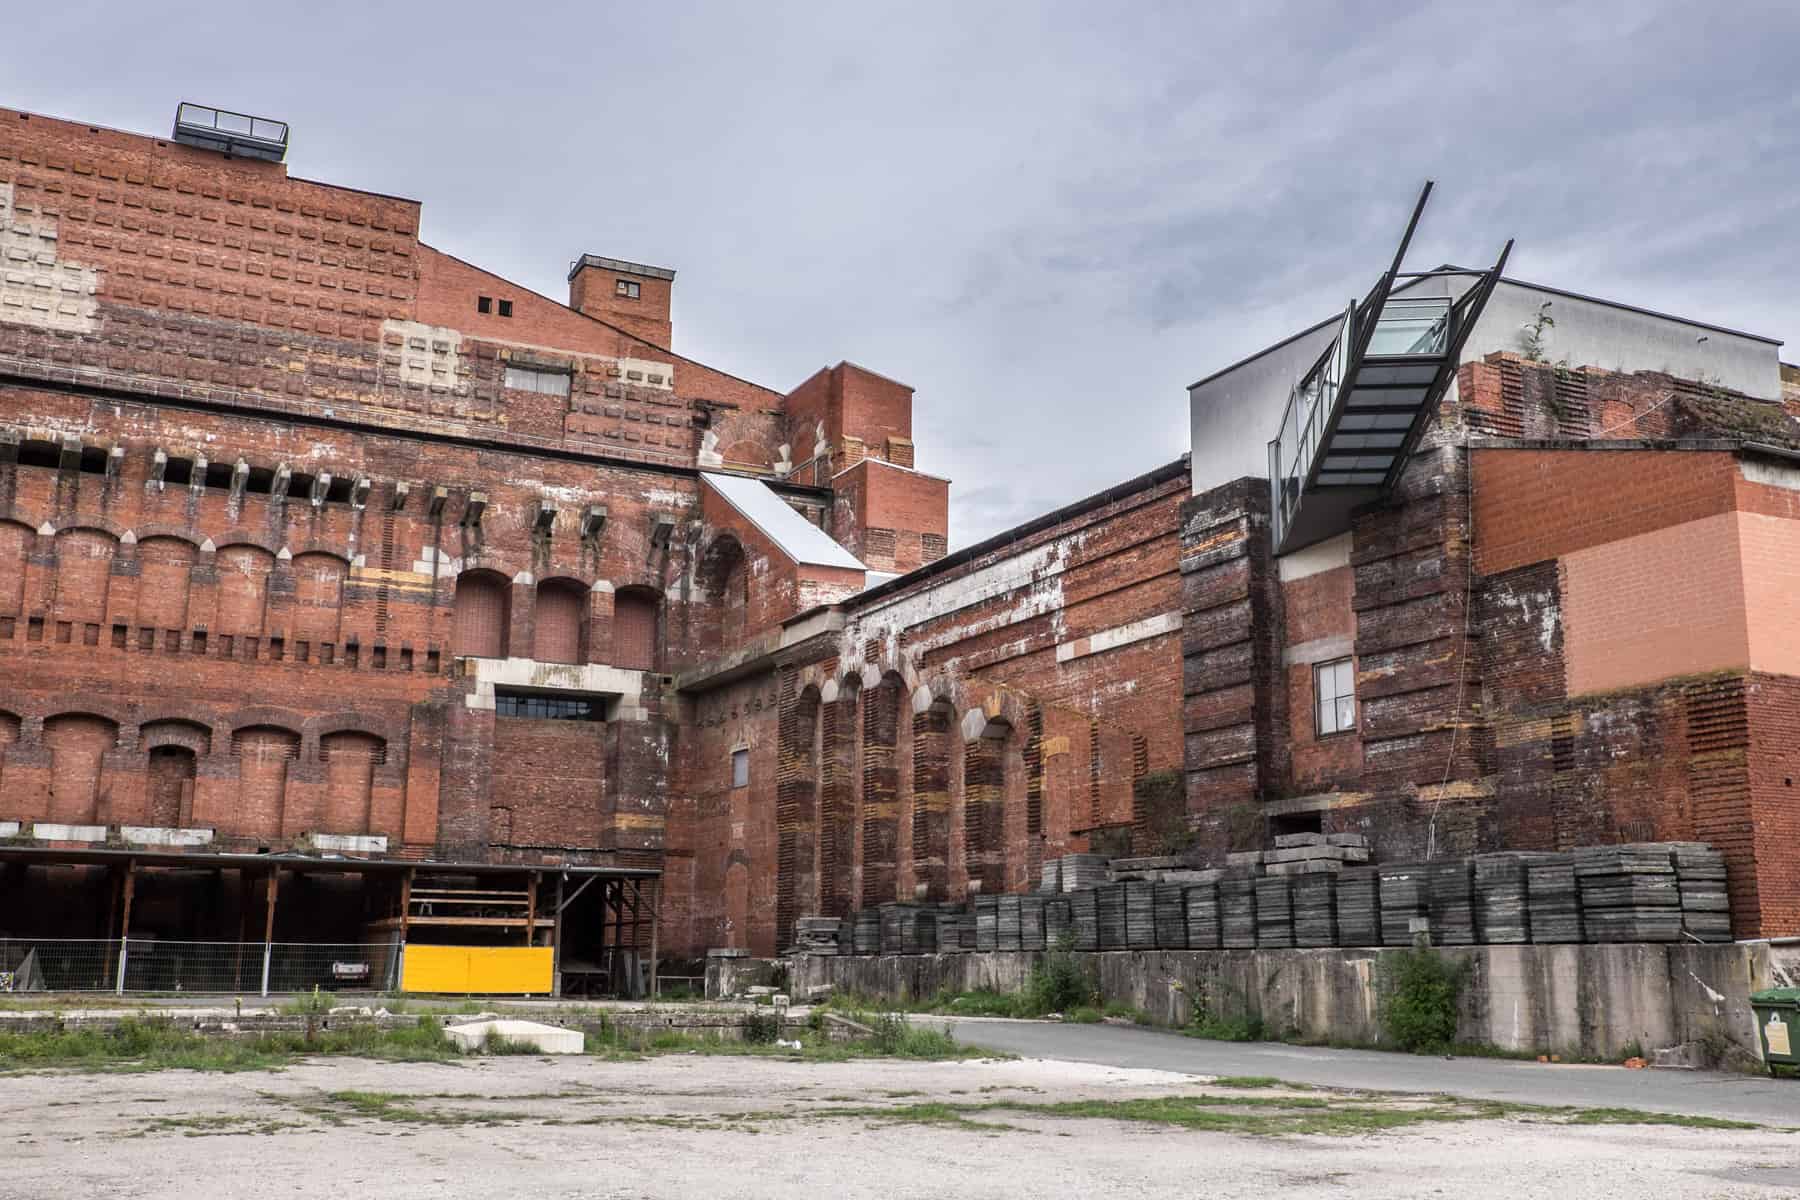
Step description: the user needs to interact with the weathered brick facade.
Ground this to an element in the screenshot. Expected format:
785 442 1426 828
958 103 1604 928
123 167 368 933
0 106 1187 962
1180 353 1800 937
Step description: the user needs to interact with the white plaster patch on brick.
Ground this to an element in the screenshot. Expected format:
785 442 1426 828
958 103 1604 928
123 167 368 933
616 356 674 391
0 821 18 838
461 656 647 718
0 183 100 333
381 319 463 390
1055 610 1182 664
122 826 215 847
1276 531 1352 582
1741 456 1800 493
310 832 388 854
1282 633 1355 668
851 535 1078 652
32 823 106 842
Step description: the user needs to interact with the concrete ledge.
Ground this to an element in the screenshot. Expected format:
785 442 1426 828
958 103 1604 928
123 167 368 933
445 1019 585 1054
792 942 1778 1062
32 823 105 843
122 826 214 847
309 833 388 854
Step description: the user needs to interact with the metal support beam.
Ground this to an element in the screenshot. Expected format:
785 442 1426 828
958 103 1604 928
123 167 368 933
260 869 280 997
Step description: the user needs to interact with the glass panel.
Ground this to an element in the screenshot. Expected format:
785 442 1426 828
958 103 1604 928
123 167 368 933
1337 696 1357 730
1367 296 1451 356
731 748 749 789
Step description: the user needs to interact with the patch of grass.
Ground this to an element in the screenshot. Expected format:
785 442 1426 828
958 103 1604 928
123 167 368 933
277 987 338 1016
1562 1107 1757 1131
1208 1076 1291 1090
133 1112 303 1137
479 1028 541 1056
1063 1006 1103 1024
302 1089 533 1127
1101 1001 1152 1025
0 1014 458 1073
1185 1009 1268 1043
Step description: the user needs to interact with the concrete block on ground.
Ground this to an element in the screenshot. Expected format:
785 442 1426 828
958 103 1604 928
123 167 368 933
445 1019 584 1054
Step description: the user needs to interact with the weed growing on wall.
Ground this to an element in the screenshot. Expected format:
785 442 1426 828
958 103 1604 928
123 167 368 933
1379 948 1468 1053
1025 936 1094 1015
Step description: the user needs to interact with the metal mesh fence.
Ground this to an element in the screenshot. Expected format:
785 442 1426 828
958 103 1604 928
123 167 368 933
0 939 402 996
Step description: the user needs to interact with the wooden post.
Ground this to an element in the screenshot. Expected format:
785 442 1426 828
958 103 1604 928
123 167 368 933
399 867 415 944
525 872 538 948
551 873 565 999
613 880 626 996
260 870 280 997
115 860 137 995
648 877 660 1000
231 869 250 991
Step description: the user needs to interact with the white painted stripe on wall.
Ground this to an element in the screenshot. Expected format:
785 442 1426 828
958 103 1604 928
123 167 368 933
1055 611 1181 663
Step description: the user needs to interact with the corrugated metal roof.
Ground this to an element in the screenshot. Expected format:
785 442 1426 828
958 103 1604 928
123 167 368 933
702 472 867 571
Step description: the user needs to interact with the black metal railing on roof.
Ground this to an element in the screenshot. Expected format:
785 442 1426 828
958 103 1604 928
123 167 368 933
171 103 289 163
1267 183 1511 552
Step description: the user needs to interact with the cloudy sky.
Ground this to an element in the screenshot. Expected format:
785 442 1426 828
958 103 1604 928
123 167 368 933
14 2 1798 545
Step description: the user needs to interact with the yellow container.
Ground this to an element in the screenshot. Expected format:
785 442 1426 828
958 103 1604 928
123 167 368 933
401 945 554 994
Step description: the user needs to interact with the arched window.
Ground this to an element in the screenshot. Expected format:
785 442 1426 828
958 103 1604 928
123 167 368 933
0 521 32 618
135 537 197 632
612 586 660 671
233 725 301 840
697 536 748 655
291 552 347 645
54 528 116 625
532 578 585 664
215 545 275 637
147 746 197 828
452 570 510 659
321 731 386 834
44 714 118 824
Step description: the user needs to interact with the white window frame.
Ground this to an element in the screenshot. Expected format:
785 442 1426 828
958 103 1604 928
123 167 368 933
502 365 572 397
615 279 641 299
730 746 749 789
1314 657 1357 736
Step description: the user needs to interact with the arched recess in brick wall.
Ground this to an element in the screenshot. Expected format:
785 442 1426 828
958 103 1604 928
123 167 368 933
321 731 386 835
290 552 347 645
0 520 31 618
140 719 211 829
53 528 115 627
215 544 275 638
612 586 660 671
860 672 906 907
452 569 510 659
911 698 955 903
532 577 585 664
819 677 859 920
776 681 821 950
696 535 747 656
963 716 1013 898
43 713 118 825
232 725 301 842
134 536 197 633
725 858 751 950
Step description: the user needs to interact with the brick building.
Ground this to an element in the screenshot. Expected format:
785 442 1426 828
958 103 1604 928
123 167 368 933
1178 194 1800 938
0 103 1186 979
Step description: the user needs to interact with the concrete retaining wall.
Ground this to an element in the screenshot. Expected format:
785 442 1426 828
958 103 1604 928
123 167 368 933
792 942 1778 1060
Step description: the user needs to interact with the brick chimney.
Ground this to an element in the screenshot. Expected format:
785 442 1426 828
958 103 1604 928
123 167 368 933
568 254 675 348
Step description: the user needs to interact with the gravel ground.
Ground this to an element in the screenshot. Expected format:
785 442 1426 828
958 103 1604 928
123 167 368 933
3 1052 1795 1199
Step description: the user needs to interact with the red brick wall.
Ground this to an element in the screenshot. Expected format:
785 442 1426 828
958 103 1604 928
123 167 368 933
1748 673 1800 935
1472 449 1741 577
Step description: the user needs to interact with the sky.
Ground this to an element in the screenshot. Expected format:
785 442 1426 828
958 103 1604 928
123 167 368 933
12 1 1798 546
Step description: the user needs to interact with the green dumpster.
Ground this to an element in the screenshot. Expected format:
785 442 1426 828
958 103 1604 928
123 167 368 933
1750 988 1800 1076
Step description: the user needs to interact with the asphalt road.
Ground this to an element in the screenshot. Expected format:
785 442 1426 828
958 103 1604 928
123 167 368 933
929 1016 1800 1126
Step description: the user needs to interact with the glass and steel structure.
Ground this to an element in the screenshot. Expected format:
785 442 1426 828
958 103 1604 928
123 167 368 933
1268 183 1510 552
171 103 290 163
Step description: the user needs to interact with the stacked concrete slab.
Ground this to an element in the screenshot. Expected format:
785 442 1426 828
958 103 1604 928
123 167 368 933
814 840 1736 956
1262 832 1371 876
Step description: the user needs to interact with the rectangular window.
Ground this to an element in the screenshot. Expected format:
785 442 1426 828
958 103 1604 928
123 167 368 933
477 296 493 314
731 747 749 789
1314 657 1357 736
495 690 603 721
615 279 640 299
502 365 572 397
497 299 513 318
